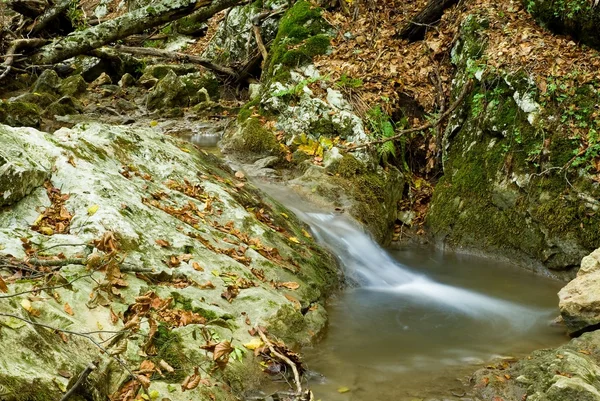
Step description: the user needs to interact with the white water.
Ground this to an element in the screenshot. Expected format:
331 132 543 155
303 212 552 325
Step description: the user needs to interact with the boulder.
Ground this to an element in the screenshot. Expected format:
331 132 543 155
0 101 41 128
59 74 87 97
31 69 61 95
0 125 52 207
146 70 189 111
559 248 600 335
44 96 83 118
0 122 339 399
11 92 57 109
118 73 136 88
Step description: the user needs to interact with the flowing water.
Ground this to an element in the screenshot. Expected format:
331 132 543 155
252 186 566 401
190 138 567 400
298 213 566 400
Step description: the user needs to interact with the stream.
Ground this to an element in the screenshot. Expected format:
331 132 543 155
189 131 567 401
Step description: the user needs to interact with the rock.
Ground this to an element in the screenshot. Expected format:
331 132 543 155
138 74 158 89
31 69 61 95
10 92 57 109
249 83 262 100
0 125 52 207
0 101 41 128
59 74 87 97
472 331 600 401
0 122 339 400
114 99 138 112
97 84 122 98
146 70 189 111
90 72 112 88
579 249 600 276
44 96 83 117
118 73 136 88
181 71 220 100
221 117 282 159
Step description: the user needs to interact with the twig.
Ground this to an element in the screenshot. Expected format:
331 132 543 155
251 6 286 67
347 80 473 151
0 38 46 81
0 272 93 299
59 361 97 401
257 327 302 394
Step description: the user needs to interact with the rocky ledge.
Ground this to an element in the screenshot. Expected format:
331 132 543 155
0 122 339 400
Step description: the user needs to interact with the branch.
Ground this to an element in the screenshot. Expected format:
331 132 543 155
109 45 240 80
0 38 47 81
347 80 473 152
251 7 286 66
0 273 93 299
59 362 97 401
257 327 302 394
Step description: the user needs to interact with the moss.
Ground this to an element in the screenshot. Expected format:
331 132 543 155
237 97 261 122
152 324 188 382
237 117 281 155
264 1 331 83
0 101 41 128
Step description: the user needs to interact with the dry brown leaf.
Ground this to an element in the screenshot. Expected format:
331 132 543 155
155 239 170 248
192 261 204 271
0 276 8 293
64 303 74 316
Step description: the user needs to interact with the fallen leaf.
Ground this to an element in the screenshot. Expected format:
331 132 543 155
279 281 300 290
288 236 301 244
337 387 350 393
155 239 170 248
243 338 264 350
0 276 8 293
192 262 204 271
87 205 99 216
64 303 74 316
235 171 245 179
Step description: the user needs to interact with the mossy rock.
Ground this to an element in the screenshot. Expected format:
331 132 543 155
59 74 87 97
181 72 220 100
0 101 41 128
222 117 283 157
12 92 57 109
143 64 199 80
31 69 61 95
44 96 83 118
146 70 189 111
524 0 600 50
263 1 332 83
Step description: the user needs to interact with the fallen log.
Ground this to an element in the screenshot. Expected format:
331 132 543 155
397 0 459 42
31 0 243 65
28 0 70 35
0 38 47 81
175 0 245 35
110 45 240 80
6 0 47 18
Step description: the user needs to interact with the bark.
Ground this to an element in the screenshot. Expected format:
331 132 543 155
397 0 459 42
6 0 47 18
0 38 47 81
175 0 243 35
109 45 240 79
31 0 242 65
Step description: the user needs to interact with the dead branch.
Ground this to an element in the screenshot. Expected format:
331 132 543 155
28 0 70 35
110 45 240 80
0 273 94 299
251 7 286 67
59 362 98 401
0 38 47 81
257 327 302 395
347 80 473 151
31 0 244 65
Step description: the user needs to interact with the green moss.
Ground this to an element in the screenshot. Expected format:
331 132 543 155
237 97 261 122
264 1 331 83
237 118 281 154
152 324 188 382
0 101 41 128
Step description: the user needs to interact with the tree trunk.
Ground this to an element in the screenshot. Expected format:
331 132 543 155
6 0 47 18
174 0 243 36
31 0 242 65
397 0 459 42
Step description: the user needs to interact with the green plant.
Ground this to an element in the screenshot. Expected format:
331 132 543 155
366 105 396 164
335 74 363 89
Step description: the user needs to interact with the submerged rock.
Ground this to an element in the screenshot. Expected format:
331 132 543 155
0 122 339 400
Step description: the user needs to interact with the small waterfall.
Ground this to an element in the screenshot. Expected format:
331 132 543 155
301 212 551 325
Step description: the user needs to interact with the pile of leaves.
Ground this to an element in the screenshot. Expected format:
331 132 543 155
31 181 73 236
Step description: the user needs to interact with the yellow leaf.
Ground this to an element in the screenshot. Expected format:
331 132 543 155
39 226 54 236
302 229 312 239
243 338 264 350
280 212 289 219
288 237 300 244
149 121 158 127
337 387 351 393
87 204 99 216
33 214 44 226
179 147 190 153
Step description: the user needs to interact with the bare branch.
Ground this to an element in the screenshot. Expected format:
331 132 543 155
347 80 473 152
257 327 302 394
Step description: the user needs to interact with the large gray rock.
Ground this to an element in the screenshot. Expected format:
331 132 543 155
31 69 61 95
559 248 600 334
0 125 52 207
0 122 338 400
